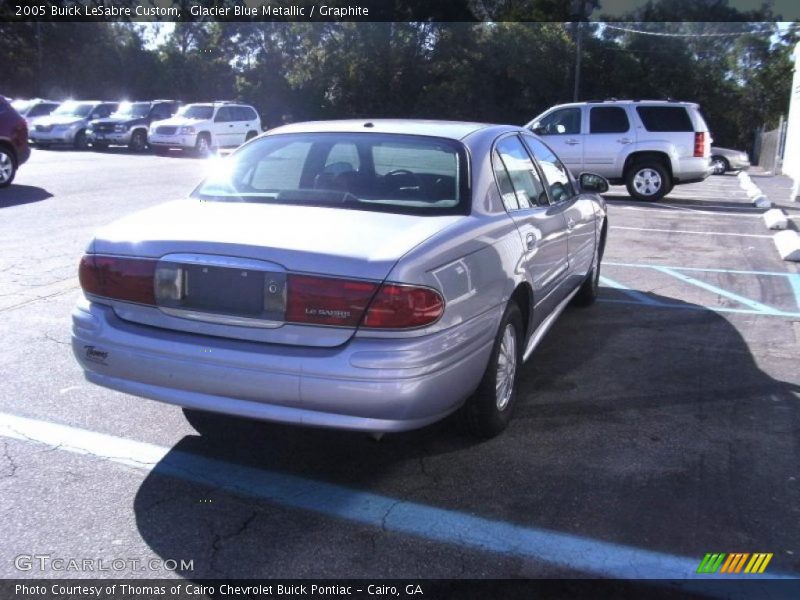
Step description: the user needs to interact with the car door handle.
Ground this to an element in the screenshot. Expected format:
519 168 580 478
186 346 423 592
616 137 632 144
525 233 537 250
566 218 576 231
564 139 580 146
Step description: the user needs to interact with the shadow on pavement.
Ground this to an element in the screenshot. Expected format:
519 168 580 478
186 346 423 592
133 291 800 580
0 184 53 207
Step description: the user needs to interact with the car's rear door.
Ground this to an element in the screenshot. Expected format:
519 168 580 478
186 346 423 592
582 105 634 179
493 134 569 322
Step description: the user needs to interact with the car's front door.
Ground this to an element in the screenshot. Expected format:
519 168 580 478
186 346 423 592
494 134 570 327
530 106 584 176
523 134 596 290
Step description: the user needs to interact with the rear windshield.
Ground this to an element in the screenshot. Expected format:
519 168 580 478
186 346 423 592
192 132 468 216
636 106 694 132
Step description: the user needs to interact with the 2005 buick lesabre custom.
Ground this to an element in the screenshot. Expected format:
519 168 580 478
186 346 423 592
72 119 608 438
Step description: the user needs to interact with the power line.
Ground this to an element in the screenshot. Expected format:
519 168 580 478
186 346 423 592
602 23 796 38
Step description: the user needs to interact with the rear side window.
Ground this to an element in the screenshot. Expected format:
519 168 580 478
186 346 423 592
636 106 694 132
590 107 630 134
495 136 547 209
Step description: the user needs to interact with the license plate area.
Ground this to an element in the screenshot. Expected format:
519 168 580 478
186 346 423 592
155 258 286 325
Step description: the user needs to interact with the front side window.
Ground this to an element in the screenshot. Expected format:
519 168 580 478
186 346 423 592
522 135 575 203
535 108 581 136
193 132 467 215
589 106 630 134
494 136 547 209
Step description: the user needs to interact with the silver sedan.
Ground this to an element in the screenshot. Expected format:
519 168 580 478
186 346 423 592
72 120 608 438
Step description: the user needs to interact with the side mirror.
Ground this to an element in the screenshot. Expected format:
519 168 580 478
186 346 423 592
579 172 609 194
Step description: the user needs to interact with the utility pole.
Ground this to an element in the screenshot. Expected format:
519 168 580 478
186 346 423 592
36 21 43 97
573 19 583 102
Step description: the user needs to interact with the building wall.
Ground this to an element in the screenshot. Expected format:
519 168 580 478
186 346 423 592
783 42 800 181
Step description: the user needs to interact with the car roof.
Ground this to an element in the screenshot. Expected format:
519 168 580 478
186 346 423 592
549 99 699 108
269 119 497 140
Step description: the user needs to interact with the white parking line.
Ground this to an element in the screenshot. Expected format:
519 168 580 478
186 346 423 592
610 226 772 239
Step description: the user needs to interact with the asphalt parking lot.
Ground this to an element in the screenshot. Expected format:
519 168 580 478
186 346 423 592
1 148 799 583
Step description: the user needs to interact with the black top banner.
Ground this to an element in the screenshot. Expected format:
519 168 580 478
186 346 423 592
1 0 799 22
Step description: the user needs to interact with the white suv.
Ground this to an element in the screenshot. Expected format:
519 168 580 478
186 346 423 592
526 100 712 201
148 102 261 154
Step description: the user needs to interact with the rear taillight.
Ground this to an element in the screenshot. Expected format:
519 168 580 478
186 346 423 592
285 275 444 329
694 132 706 157
362 284 444 329
286 274 378 327
79 255 156 305
11 120 27 148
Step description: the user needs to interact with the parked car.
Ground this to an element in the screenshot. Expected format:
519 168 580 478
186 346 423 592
148 101 261 155
87 100 182 152
710 146 750 174
72 119 608 438
526 99 712 201
29 101 118 149
10 98 60 129
0 96 30 187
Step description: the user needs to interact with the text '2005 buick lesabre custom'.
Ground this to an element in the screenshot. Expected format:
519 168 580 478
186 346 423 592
72 119 608 438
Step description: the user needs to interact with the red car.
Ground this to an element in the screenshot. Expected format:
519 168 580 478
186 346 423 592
0 96 30 187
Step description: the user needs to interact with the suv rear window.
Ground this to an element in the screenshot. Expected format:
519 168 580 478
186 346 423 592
589 107 630 134
636 106 694 132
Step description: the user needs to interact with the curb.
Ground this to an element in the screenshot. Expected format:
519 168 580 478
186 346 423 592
737 172 798 262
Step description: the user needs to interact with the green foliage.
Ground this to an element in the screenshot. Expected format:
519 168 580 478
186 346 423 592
0 16 796 152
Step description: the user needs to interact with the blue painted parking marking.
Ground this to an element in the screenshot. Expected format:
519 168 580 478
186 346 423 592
600 262 800 318
0 411 795 582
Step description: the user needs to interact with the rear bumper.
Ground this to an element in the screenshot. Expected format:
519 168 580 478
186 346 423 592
72 298 498 432
673 156 712 183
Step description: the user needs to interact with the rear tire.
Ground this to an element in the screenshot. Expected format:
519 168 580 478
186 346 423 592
625 161 670 201
0 148 16 187
245 130 258 142
458 302 523 439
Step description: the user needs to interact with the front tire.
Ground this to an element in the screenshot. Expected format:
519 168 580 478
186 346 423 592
194 133 211 157
0 148 16 187
625 161 670 201
711 156 729 175
129 129 147 152
459 302 523 438
73 129 88 150
572 227 605 307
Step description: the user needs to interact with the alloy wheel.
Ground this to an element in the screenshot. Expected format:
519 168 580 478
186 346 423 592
495 324 517 411
0 152 13 184
633 168 662 197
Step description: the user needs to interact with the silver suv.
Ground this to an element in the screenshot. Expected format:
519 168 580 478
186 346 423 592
526 100 712 201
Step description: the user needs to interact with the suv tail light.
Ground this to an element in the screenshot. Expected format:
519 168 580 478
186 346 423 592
79 255 156 305
694 132 706 158
11 120 27 149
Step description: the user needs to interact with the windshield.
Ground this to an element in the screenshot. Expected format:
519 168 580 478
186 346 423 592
192 132 468 215
178 105 214 120
111 102 150 118
52 102 94 117
11 100 33 113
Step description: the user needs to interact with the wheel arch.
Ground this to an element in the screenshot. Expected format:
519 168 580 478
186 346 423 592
0 139 18 166
623 150 673 179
